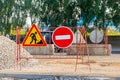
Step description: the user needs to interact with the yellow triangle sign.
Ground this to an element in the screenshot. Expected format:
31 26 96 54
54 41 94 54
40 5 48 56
22 24 47 46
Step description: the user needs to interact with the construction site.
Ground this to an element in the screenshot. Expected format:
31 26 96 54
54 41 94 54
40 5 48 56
0 0 120 79
0 24 120 80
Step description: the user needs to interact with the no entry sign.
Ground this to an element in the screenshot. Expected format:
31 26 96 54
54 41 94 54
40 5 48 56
52 26 74 48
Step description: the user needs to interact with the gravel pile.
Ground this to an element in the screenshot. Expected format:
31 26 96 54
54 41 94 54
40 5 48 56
0 36 37 70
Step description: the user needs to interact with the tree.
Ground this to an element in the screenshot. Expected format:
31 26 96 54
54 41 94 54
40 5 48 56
0 0 14 34
107 0 120 27
0 0 120 35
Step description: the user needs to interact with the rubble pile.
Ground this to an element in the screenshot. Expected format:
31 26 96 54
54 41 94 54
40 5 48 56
0 36 37 70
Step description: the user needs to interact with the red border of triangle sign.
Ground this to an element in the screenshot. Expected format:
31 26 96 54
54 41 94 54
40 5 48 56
22 24 47 46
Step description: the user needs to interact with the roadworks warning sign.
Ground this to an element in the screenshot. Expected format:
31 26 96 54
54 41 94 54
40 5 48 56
22 24 47 46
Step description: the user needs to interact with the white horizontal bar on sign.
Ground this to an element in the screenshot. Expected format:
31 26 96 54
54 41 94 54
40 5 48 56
55 35 70 40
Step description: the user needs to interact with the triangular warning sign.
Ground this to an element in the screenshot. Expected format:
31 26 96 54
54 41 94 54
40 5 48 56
22 24 47 46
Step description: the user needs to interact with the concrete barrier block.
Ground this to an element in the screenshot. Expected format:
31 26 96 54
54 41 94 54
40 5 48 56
24 44 54 55
67 44 112 56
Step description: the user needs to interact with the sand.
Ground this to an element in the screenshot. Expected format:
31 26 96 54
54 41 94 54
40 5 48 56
0 54 120 77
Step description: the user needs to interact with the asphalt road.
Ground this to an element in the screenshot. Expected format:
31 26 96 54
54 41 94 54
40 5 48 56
0 74 119 80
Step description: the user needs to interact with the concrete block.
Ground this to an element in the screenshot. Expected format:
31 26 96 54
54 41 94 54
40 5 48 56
24 44 54 55
67 44 112 56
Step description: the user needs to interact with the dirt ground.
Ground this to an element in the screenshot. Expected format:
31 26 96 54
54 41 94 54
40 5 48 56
0 54 120 77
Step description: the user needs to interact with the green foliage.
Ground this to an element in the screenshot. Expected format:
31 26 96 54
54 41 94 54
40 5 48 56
0 0 120 35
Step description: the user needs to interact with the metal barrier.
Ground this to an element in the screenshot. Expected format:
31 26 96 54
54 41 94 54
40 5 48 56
14 26 109 72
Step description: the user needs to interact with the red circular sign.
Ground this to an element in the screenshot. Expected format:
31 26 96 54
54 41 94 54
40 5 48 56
52 26 73 48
